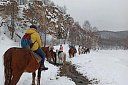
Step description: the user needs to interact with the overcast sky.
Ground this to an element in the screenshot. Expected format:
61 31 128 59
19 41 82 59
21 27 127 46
51 0 128 31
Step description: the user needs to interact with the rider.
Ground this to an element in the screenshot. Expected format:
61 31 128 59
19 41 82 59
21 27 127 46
21 25 48 70
78 45 81 55
58 44 63 56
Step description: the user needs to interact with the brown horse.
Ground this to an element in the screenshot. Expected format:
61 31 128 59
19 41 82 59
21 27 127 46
3 47 51 85
69 47 77 58
42 47 51 61
42 47 56 64
49 49 56 64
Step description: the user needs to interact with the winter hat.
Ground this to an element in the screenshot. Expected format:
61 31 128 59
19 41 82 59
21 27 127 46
30 25 37 29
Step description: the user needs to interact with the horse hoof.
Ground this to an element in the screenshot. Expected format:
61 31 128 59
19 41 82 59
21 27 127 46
37 80 40 85
32 80 36 85
32 83 35 85
37 83 40 85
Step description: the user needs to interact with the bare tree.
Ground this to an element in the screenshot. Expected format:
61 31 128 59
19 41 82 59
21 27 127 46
0 0 19 39
83 20 92 31
23 0 71 45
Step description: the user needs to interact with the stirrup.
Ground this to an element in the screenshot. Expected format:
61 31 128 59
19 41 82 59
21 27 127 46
40 67 48 71
40 66 48 71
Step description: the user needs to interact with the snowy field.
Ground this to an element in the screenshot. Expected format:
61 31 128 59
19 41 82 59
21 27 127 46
0 33 128 85
72 50 128 85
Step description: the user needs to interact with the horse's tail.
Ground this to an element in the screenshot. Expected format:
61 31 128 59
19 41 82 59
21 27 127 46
3 48 13 85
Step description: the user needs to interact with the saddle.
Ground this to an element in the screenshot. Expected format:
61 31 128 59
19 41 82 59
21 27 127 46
32 52 42 63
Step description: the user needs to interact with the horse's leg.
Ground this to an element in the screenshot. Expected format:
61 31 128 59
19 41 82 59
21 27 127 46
32 72 36 85
84 50 86 54
37 67 42 85
58 55 61 64
52 56 55 64
60 57 63 64
63 54 66 65
53 53 57 64
70 54 72 58
11 71 23 85
60 54 63 64
78 51 80 55
88 49 90 53
54 53 57 64
56 54 59 64
58 57 60 64
52 55 55 64
58 54 61 63
69 53 72 58
85 50 87 54
69 53 71 58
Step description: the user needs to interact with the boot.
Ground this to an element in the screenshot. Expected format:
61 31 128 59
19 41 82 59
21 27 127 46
40 64 48 71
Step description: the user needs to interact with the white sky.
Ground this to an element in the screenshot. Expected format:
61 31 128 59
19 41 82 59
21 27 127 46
51 0 128 31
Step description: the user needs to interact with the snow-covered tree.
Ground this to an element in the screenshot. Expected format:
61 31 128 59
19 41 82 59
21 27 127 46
0 0 19 39
23 0 71 45
83 20 92 31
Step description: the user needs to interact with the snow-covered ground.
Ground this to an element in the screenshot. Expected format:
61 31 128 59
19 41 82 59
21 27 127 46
0 33 128 85
71 50 128 85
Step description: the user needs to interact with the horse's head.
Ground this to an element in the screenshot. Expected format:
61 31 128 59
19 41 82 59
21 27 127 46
42 47 52 59
69 47 77 54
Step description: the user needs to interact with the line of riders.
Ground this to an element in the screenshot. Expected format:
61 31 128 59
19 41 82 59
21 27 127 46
21 25 90 71
78 45 90 55
3 25 91 85
69 45 90 54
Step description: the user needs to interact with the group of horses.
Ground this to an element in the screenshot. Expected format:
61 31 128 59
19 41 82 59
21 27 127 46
78 46 90 55
49 49 66 65
3 45 84 85
68 46 90 57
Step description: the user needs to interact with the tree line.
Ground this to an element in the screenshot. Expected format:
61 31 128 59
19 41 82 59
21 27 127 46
3 0 127 50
